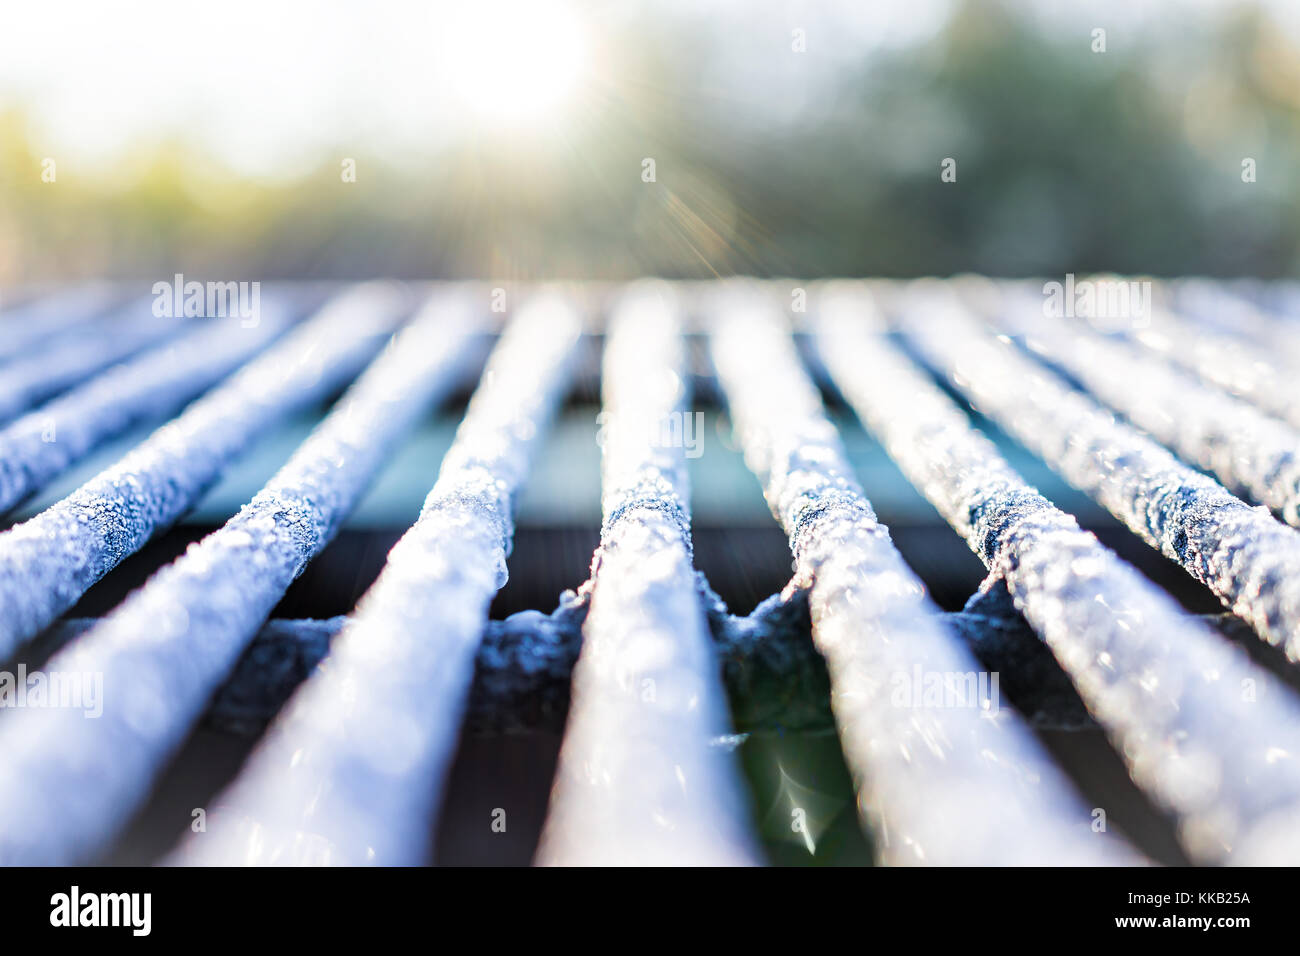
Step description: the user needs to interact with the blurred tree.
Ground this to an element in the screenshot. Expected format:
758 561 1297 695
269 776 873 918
0 0 1297 282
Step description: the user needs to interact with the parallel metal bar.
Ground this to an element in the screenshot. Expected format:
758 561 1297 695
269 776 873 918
999 291 1300 528
1118 301 1300 433
0 296 188 422
1172 278 1300 363
0 288 483 865
0 282 411 662
536 284 760 865
176 293 580 866
0 295 298 517
901 287 1300 662
707 284 1129 865
0 282 125 364
815 285 1300 864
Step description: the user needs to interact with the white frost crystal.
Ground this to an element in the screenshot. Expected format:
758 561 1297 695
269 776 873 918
0 287 482 865
708 283 1130 865
180 293 579 866
903 287 1300 662
537 283 759 865
0 282 413 661
818 283 1300 864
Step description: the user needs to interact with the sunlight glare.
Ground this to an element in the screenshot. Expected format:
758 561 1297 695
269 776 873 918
438 0 588 128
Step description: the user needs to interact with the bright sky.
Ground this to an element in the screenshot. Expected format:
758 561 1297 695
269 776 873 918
0 0 1290 179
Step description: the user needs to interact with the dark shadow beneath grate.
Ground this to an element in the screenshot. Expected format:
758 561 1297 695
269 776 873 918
691 526 799 615
432 732 565 866
99 727 259 865
1033 729 1190 866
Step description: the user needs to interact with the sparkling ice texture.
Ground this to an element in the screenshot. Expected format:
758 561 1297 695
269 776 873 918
536 283 760 865
0 287 479 865
708 285 1130 865
903 290 1300 662
179 293 578 865
1011 293 1300 530
0 282 410 662
0 292 296 516
819 285 1300 864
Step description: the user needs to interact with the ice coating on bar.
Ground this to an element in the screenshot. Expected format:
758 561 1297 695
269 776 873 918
902 285 1300 662
537 282 759 865
0 296 186 422
818 284 1300 864
707 283 1131 865
0 282 124 363
0 289 480 865
0 292 297 516
999 287 1300 529
0 282 409 661
178 293 579 866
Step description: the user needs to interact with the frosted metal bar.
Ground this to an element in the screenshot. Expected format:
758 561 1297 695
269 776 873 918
536 284 760 865
990 290 1300 529
1173 278 1300 362
707 284 1128 865
1066 292 1300 440
902 287 1300 662
0 296 188 421
0 288 484 865
0 282 125 363
0 283 412 665
816 285 1300 865
175 293 580 866
0 295 298 516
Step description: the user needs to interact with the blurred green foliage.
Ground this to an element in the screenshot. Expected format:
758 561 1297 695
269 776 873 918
2 0 1298 282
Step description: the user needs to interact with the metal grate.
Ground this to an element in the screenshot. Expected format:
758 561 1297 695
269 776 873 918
1 276 1299 866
